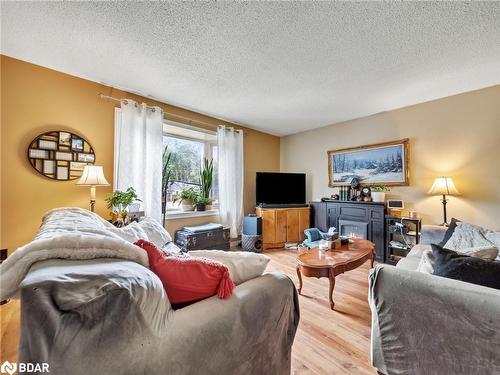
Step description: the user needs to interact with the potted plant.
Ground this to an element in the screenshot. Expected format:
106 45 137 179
196 158 214 211
194 195 213 212
173 187 198 211
200 158 213 196
105 187 141 222
370 184 390 202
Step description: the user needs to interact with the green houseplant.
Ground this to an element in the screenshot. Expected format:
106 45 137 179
194 194 213 212
105 187 141 221
199 158 214 200
195 158 214 211
370 184 390 202
173 187 198 211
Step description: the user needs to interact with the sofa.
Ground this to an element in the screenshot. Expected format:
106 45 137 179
369 225 500 375
11 208 300 375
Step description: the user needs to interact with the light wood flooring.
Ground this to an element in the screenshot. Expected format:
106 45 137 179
0 248 376 375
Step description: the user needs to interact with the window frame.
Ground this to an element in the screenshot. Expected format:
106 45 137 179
162 121 218 217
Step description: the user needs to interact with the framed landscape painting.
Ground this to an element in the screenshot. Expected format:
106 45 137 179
328 138 409 187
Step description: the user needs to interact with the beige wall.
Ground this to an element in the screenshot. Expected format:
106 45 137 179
1 56 280 253
281 85 500 230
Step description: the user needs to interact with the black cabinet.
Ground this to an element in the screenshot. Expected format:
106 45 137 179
310 201 328 232
310 201 386 262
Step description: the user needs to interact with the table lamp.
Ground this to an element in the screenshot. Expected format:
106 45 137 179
77 166 110 212
428 176 460 226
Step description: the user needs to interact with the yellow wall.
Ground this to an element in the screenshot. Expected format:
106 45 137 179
0 56 280 252
281 85 500 230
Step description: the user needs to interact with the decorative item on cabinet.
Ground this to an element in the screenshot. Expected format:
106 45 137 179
370 184 390 203
361 186 371 199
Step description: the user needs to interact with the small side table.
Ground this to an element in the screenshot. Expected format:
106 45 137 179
385 216 422 265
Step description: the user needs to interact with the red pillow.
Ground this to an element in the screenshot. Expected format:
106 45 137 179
134 240 234 304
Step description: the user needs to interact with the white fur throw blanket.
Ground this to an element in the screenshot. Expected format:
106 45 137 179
444 222 500 260
0 208 149 300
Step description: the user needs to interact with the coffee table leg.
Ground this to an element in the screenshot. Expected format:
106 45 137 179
296 265 303 295
328 268 335 310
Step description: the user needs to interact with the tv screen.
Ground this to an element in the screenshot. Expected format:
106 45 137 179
256 172 306 205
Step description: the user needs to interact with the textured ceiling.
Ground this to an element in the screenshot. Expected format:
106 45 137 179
2 2 500 136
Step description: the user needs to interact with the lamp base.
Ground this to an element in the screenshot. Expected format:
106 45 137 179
440 195 448 228
90 200 96 212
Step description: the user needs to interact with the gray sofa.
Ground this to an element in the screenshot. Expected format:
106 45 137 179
369 225 500 375
18 259 299 375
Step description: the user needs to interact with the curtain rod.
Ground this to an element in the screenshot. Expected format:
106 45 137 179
99 93 232 130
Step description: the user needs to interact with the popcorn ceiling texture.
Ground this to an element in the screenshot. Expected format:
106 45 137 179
2 2 500 135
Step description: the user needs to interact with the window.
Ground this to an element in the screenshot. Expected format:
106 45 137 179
162 122 218 213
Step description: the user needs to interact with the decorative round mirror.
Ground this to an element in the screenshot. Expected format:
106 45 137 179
27 131 95 180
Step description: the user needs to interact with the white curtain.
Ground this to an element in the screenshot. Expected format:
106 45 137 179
217 125 244 238
115 100 163 222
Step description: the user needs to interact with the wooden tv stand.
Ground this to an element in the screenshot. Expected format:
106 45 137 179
256 206 310 250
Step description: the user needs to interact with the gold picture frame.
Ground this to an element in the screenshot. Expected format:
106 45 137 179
328 138 409 187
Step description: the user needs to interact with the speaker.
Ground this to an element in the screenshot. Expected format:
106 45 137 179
242 234 263 253
243 215 262 235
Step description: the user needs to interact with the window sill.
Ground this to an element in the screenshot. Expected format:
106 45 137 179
165 209 220 220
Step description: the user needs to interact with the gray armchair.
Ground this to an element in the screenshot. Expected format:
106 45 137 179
369 225 500 375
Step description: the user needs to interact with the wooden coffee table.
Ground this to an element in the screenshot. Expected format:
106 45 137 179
296 239 376 310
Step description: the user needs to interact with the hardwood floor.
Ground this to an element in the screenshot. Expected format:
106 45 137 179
266 248 377 375
0 249 376 375
0 299 20 365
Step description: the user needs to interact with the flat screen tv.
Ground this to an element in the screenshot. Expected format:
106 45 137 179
256 172 306 206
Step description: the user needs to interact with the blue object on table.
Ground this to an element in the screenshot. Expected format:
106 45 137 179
303 228 327 248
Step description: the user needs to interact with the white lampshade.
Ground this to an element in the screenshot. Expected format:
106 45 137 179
428 177 460 196
77 166 110 186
